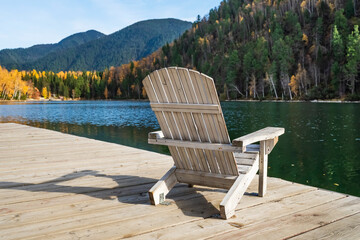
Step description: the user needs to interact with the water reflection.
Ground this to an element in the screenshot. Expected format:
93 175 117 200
0 101 159 128
1 101 359 196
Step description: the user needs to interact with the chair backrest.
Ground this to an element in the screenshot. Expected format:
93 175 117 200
143 67 239 176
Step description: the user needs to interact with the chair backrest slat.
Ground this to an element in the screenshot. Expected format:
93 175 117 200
143 67 239 176
150 103 220 114
166 68 207 171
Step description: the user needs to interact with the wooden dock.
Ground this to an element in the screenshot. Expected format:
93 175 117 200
0 123 359 240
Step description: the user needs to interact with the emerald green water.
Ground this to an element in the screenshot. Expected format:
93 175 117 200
1 101 359 196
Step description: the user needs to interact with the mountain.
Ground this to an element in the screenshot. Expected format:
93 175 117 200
2 18 191 71
26 18 192 71
0 30 105 69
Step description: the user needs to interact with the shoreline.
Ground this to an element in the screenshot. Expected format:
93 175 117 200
226 99 360 103
0 98 359 103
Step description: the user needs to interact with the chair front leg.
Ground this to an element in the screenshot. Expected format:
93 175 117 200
149 166 177 205
259 140 268 197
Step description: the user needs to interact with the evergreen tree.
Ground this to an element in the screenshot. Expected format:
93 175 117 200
345 25 360 95
345 0 355 18
334 10 349 41
226 50 240 99
331 25 345 95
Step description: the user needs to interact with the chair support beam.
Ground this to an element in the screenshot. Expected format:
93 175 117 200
175 169 237 189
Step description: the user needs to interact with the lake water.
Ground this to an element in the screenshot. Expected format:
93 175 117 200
1 100 359 197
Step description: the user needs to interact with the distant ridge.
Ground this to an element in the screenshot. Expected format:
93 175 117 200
0 18 192 71
0 30 105 70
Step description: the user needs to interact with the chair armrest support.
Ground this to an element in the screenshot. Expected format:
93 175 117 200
232 127 285 149
148 131 164 140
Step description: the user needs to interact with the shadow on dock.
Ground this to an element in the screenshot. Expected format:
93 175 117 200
0 170 256 218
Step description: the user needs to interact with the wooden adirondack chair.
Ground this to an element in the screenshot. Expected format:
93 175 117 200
142 67 284 219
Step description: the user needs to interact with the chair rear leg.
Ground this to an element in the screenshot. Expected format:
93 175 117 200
149 166 177 205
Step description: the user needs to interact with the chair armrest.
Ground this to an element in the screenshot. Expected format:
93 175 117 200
232 127 285 148
148 131 164 140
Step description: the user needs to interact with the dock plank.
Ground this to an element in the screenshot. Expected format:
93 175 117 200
290 213 360 240
0 123 359 240
207 196 360 240
127 189 343 240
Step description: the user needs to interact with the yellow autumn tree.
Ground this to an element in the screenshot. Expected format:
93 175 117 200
289 75 299 97
295 64 308 96
132 61 139 75
130 84 135 91
41 87 48 99
302 33 308 46
57 71 65 79
104 86 108 99
198 37 205 45
116 87 122 97
109 66 115 84
141 87 147 98
0 66 31 99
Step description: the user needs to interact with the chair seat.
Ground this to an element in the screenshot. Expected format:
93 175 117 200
235 151 259 174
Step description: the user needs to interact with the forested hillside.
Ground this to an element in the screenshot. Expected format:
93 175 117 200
157 0 360 100
0 30 105 70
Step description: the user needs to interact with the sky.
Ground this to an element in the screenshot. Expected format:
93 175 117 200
0 0 222 50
